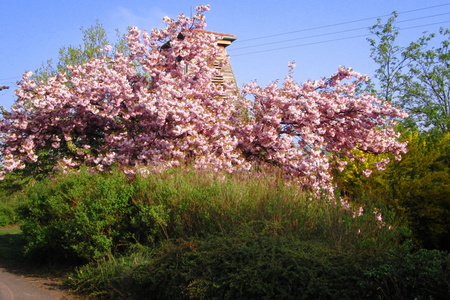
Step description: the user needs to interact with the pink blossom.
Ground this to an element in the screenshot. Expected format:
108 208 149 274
0 6 407 201
353 206 364 218
362 169 373 177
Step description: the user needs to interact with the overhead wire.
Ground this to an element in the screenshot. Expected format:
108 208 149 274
230 20 450 57
229 12 450 52
1 3 449 81
234 3 450 43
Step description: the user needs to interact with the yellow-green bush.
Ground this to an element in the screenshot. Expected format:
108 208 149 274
332 148 391 203
334 131 450 250
390 131 450 250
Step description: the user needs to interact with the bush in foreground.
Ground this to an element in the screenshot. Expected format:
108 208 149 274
65 231 450 300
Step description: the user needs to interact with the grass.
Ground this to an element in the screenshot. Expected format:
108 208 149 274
16 166 406 263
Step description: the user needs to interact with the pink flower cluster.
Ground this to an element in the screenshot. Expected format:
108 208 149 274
0 5 408 198
236 65 408 197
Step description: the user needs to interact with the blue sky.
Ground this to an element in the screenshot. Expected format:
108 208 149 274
1 1 450 110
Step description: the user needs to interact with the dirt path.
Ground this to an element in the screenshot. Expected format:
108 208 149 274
0 225 82 299
0 266 62 299
0 261 80 300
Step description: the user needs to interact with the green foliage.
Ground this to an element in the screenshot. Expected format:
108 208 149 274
65 232 368 300
0 203 17 226
65 232 450 300
17 165 401 263
367 11 408 104
403 27 450 132
332 149 390 202
0 169 37 226
17 167 135 262
32 21 129 84
13 163 446 299
362 248 450 300
368 12 450 132
388 131 450 250
335 130 450 250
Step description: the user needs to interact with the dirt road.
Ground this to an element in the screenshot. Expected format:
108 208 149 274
0 266 60 299
0 225 79 299
0 266 77 300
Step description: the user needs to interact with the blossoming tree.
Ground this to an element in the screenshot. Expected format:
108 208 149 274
237 64 408 196
0 5 408 197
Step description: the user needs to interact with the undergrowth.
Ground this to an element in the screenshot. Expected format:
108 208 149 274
14 166 449 299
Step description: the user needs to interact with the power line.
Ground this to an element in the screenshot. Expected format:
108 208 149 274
230 12 450 52
231 28 367 52
231 20 450 57
234 3 450 43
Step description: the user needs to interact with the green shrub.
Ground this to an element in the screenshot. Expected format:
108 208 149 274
17 166 312 262
0 202 18 226
17 167 136 262
66 230 371 300
392 132 450 250
0 170 35 226
362 248 450 300
334 131 450 251
65 230 450 300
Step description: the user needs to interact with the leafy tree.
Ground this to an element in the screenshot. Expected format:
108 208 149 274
368 12 450 133
367 12 408 104
0 5 407 198
33 21 129 84
403 28 450 132
366 13 450 250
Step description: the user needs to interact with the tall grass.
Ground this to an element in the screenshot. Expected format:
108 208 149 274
17 165 405 262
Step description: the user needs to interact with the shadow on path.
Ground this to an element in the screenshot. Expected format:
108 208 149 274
0 226 79 299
